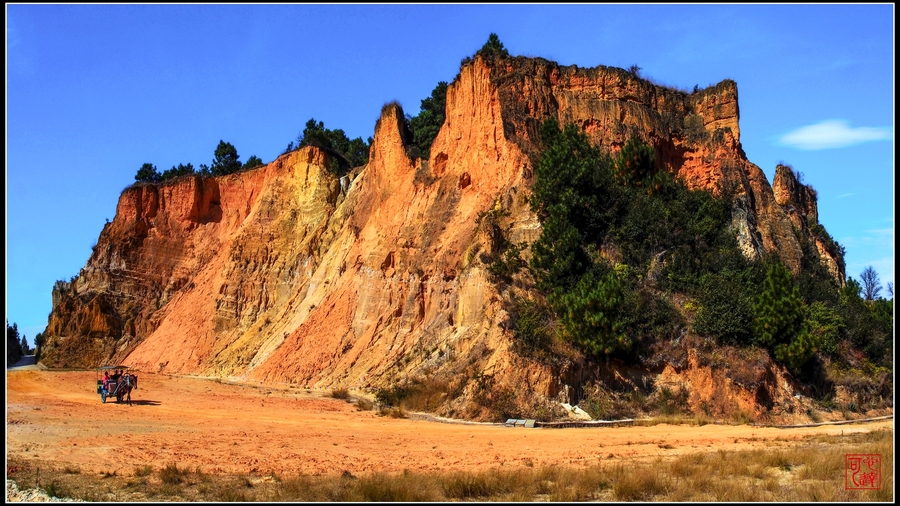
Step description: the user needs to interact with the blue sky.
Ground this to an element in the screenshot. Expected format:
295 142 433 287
6 4 894 345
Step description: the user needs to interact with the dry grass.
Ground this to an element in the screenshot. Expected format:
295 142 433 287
377 406 407 418
654 427 893 502
633 412 714 427
158 462 190 485
328 388 350 400
7 428 892 502
610 462 671 500
355 397 374 411
133 464 153 477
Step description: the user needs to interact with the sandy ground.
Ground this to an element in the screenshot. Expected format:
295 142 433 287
6 369 893 477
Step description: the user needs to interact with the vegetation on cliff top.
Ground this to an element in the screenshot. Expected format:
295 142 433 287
405 81 449 161
133 140 263 184
134 33 507 181
285 118 372 175
478 33 509 59
132 117 374 185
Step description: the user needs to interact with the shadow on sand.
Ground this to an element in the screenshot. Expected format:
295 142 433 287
107 399 162 407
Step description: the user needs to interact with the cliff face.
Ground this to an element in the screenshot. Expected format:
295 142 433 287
487 57 843 278
40 55 843 419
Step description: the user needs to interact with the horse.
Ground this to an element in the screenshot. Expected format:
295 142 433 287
114 373 138 405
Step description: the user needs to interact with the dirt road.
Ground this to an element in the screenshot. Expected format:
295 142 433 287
6 370 892 477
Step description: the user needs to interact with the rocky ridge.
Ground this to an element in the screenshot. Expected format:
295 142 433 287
39 54 844 421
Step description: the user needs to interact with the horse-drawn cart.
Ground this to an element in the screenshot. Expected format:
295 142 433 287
96 365 138 405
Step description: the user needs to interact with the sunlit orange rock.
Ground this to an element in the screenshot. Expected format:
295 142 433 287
39 55 843 421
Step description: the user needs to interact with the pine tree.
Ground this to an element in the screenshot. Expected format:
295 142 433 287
296 118 371 173
7 320 23 366
160 163 195 181
614 136 656 187
210 141 242 176
134 163 161 183
34 331 45 361
478 33 509 58
407 81 448 160
243 156 263 170
753 262 816 372
559 267 629 356
528 118 634 356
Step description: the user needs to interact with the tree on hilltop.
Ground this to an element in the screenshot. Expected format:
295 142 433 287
478 33 509 58
243 155 263 170
134 163 161 183
210 140 243 176
161 163 195 181
295 118 371 174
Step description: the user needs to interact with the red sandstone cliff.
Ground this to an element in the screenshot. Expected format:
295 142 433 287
39 55 844 421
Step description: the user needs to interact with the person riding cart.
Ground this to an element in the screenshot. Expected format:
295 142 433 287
96 365 135 404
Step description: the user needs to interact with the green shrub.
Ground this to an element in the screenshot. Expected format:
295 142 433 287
529 120 707 357
694 272 754 345
374 384 410 407
804 301 843 358
683 114 709 145
529 117 616 293
377 406 406 418
526 117 883 378
511 296 553 355
488 242 525 282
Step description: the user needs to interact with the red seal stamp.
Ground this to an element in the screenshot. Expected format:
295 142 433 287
845 454 881 490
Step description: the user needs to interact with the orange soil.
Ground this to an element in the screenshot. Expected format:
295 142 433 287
6 370 891 477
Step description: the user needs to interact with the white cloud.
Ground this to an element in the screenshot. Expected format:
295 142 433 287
779 120 892 150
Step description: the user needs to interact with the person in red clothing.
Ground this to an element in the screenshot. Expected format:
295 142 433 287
102 371 110 390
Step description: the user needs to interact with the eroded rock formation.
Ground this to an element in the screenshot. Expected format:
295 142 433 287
39 54 844 421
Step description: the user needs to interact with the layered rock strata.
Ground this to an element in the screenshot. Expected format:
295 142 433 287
40 55 844 419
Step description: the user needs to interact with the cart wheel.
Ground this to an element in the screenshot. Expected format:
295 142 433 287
101 392 107 403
